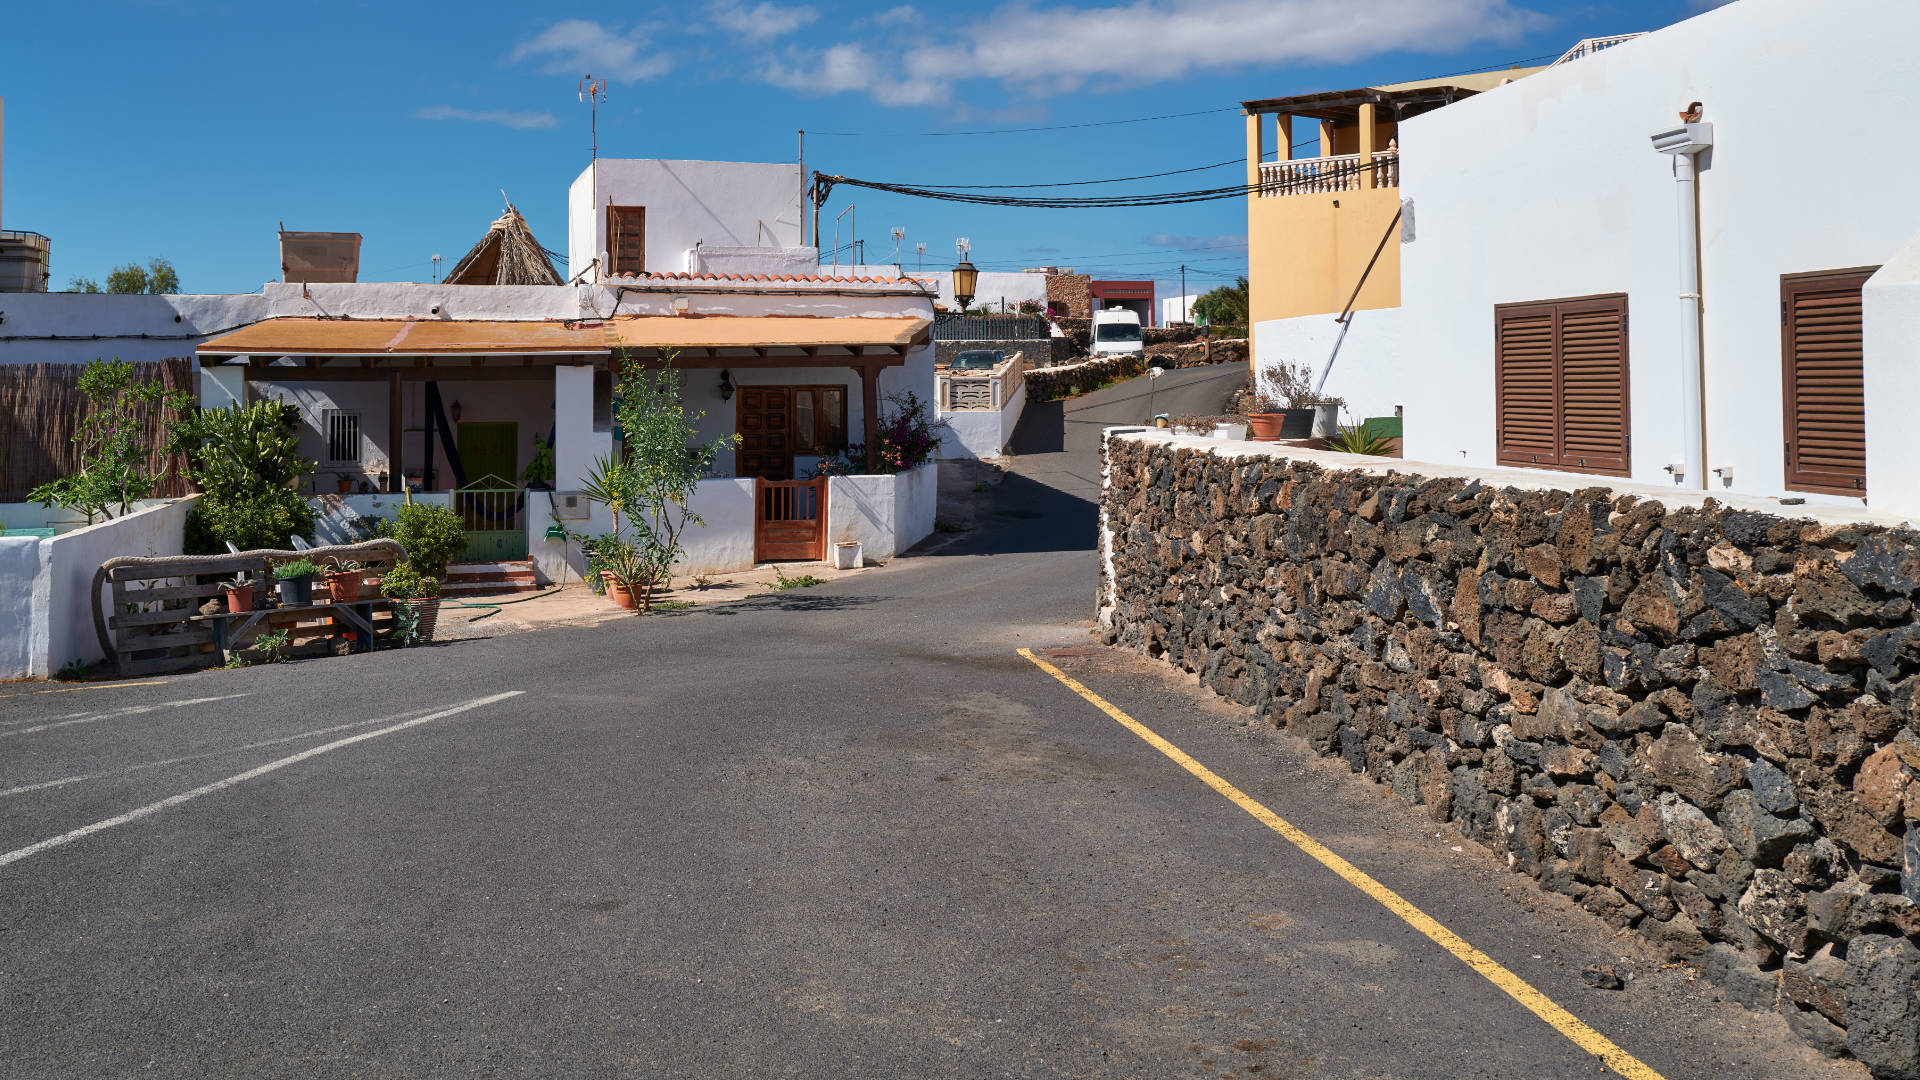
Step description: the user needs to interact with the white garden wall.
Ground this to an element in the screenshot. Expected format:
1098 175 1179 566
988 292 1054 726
1397 0 1920 513
938 378 1026 459
0 496 198 679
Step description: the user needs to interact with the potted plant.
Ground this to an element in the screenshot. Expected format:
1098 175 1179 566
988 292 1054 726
271 558 322 607
1247 362 1318 441
324 558 369 602
221 572 255 614
586 535 641 610
336 471 354 494
380 562 442 643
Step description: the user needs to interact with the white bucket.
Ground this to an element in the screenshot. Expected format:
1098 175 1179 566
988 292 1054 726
830 541 863 570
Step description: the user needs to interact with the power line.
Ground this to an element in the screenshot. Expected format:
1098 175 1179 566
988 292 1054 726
815 155 1390 209
889 157 1242 190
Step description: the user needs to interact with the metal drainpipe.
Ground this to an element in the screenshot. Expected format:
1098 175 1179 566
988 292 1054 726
1653 118 1713 489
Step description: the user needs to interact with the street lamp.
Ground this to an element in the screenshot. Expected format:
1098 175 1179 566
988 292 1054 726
952 258 978 313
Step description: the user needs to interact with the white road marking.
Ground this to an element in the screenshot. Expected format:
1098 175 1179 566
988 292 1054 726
0 694 252 739
0 691 523 870
0 712 436 799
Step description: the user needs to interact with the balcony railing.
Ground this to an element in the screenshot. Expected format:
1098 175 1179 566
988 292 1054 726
1256 149 1397 197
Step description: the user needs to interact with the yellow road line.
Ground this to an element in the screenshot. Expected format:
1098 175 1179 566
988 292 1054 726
1018 647 1667 1080
0 680 169 700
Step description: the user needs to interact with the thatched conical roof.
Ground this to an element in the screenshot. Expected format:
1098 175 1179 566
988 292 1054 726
444 203 564 286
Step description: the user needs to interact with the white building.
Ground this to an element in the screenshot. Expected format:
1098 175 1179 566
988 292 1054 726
1161 294 1200 326
0 158 941 581
1397 0 1920 515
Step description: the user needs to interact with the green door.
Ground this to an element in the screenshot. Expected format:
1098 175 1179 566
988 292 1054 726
453 422 526 562
456 422 518 486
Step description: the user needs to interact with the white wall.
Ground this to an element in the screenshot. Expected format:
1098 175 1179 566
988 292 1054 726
890 462 937 555
18 496 197 678
1864 230 1920 517
1398 0 1920 512
568 160 804 282
1253 307 1404 425
938 378 1026 459
823 463 935 562
0 536 40 679
1162 294 1200 326
677 478 759 577
0 293 267 367
908 270 1049 313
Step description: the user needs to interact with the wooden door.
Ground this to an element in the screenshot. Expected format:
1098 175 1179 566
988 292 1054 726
608 205 646 276
737 387 794 481
1782 267 1875 495
755 477 825 562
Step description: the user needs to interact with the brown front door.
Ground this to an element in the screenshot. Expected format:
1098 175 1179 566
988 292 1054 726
737 386 793 481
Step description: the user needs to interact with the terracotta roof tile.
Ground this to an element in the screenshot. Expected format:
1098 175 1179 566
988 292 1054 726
612 270 916 286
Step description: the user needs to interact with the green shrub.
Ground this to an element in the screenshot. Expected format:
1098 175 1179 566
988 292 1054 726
379 562 441 600
379 501 466 579
184 488 316 554
271 558 323 580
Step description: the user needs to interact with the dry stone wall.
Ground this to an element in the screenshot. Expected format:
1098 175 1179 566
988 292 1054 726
1100 435 1920 1078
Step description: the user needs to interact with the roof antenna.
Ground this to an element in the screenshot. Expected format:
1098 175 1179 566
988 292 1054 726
578 76 606 162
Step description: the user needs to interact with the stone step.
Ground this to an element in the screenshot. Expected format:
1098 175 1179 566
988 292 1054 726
444 560 539 595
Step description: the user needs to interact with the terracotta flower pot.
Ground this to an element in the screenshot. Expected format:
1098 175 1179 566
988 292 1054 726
602 570 637 610
325 571 367 602
1246 412 1287 441
223 584 254 613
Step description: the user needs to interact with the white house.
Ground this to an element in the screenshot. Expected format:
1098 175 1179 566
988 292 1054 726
0 157 941 583
1397 0 1920 515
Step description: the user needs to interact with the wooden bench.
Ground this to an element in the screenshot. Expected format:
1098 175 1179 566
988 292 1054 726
91 540 408 676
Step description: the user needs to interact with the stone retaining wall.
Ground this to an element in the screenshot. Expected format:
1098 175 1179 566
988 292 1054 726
1099 434 1920 1077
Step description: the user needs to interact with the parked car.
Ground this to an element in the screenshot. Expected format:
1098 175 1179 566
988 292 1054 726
949 349 1005 371
1090 308 1144 356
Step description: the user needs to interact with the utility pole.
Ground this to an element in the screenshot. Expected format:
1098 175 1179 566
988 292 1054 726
797 130 806 248
1180 263 1187 324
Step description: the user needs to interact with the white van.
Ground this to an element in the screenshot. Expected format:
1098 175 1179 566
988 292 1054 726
1089 307 1144 357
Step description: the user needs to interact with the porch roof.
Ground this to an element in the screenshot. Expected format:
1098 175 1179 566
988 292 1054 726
606 314 931 350
197 317 604 357
197 314 933 359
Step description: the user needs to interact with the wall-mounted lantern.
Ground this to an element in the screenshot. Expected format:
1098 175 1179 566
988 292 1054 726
952 259 979 313
719 369 735 402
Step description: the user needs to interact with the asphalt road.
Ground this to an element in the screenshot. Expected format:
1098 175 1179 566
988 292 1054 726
0 365 1854 1079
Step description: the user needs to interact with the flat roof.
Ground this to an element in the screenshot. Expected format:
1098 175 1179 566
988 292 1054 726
1241 67 1545 120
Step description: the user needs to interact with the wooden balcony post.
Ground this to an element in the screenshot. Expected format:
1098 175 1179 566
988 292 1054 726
860 361 880 473
387 369 403 492
1357 102 1377 189
1275 114 1292 162
1244 110 1264 194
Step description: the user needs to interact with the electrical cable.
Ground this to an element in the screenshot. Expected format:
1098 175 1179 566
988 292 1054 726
807 106 1238 138
815 155 1391 209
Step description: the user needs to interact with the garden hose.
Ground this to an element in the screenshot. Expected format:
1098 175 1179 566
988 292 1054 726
444 585 556 621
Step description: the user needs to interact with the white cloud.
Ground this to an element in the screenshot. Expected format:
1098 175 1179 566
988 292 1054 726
414 105 560 130
773 0 1548 105
1146 233 1247 251
511 19 672 83
870 5 919 26
762 43 946 107
710 1 819 41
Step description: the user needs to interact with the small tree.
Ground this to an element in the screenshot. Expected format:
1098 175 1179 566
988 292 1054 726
171 399 317 553
1192 276 1250 330
583 349 736 612
30 359 193 523
65 258 180 295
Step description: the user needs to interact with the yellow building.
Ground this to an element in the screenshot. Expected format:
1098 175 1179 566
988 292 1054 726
1242 69 1541 324
1240 70 1543 421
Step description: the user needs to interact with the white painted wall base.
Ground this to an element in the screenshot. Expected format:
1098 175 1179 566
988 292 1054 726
937 379 1026 459
1252 307 1404 427
1864 230 1920 518
0 497 198 679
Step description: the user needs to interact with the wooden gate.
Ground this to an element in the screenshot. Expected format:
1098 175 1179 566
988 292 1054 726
755 477 825 562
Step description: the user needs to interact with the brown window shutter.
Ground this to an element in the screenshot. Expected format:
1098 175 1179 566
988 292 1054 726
1782 267 1874 495
1495 302 1561 468
1495 294 1629 477
607 205 646 276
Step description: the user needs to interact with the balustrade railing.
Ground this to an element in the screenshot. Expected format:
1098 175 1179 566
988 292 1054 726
1257 149 1398 197
937 354 1026 412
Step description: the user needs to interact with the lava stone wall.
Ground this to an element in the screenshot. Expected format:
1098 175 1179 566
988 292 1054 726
1100 437 1920 1077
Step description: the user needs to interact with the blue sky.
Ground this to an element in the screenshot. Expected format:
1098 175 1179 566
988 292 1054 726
2 0 1723 302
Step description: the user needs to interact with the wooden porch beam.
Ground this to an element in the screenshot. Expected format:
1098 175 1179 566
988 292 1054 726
387 370 403 494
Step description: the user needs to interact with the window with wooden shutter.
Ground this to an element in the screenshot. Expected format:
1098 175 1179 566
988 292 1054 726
607 205 646 276
1781 267 1875 495
1494 294 1630 476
